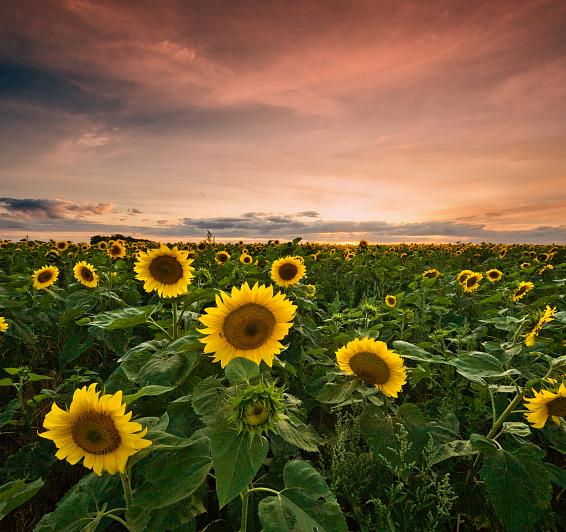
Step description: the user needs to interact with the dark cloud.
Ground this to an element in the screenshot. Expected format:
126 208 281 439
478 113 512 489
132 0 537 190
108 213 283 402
0 198 114 219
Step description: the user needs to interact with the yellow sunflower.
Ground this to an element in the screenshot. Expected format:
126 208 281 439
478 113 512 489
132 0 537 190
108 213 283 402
215 251 231 265
336 338 407 397
524 383 566 428
520 262 530 270
512 281 534 302
385 295 397 308
198 282 296 367
0 317 8 333
107 241 126 259
422 269 441 279
462 272 482 293
134 244 194 298
197 242 207 251
486 269 503 282
240 253 253 265
39 384 151 475
55 240 69 251
97 241 108 251
525 305 556 347
270 256 306 287
32 265 59 290
73 261 99 288
456 270 474 284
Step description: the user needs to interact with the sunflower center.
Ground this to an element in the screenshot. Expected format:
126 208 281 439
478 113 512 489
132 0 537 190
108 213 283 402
37 271 53 283
110 245 121 255
466 277 477 287
278 263 298 281
71 411 121 455
222 303 276 350
243 400 271 426
149 255 184 284
80 267 94 282
349 352 391 385
217 253 227 263
547 397 566 417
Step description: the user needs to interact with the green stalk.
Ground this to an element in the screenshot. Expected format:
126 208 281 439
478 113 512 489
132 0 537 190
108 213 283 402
120 471 133 509
171 301 178 340
240 487 249 532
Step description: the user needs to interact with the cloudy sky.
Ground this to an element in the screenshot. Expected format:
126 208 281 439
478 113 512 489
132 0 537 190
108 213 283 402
1 0 565 243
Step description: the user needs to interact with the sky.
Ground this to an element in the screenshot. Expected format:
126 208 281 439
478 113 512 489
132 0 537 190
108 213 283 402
0 0 565 243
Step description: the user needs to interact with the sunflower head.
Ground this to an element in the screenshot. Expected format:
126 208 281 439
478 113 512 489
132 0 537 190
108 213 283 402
107 241 126 259
486 269 503 282
422 269 441 279
336 337 407 397
55 240 69 251
0 316 8 333
512 281 534 302
32 265 59 290
240 253 253 265
73 261 99 288
197 242 207 251
456 269 474 283
270 256 306 287
463 272 482 293
359 240 369 248
198 282 296 367
97 241 108 251
134 244 194 298
524 383 566 428
39 384 152 475
229 380 285 438
305 284 317 298
385 295 397 308
215 251 231 265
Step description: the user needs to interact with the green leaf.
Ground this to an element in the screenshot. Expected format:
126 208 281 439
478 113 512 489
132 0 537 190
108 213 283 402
192 377 228 426
448 352 519 384
274 415 323 452
210 430 268 507
224 357 260 385
480 444 552 532
0 378 12 386
132 435 212 509
258 460 348 532
27 373 53 382
428 439 478 466
85 305 155 330
123 385 175 404
501 422 531 437
0 399 21 428
0 478 43 521
392 341 443 363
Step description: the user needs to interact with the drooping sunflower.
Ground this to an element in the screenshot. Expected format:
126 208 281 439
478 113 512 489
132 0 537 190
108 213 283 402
456 269 474 284
73 261 99 288
0 316 8 333
32 265 59 290
39 384 152 475
215 251 231 265
198 282 296 367
55 240 69 251
336 338 406 397
385 295 397 308
240 253 253 265
512 281 534 302
463 272 482 293
524 305 556 347
134 244 194 298
422 268 441 279
524 383 566 428
486 269 503 282
270 256 306 287
107 241 126 259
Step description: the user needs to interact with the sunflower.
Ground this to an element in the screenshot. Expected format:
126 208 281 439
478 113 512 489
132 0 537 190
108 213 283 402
97 241 108 251
456 269 474 284
336 338 406 397
81 243 91 251
422 269 441 279
524 305 556 347
198 282 296 367
32 265 59 290
270 256 306 287
240 253 253 265
215 251 231 265
134 244 194 298
385 295 397 308
512 281 534 302
520 262 531 270
107 241 126 259
197 242 207 252
524 383 566 428
462 272 482 293
55 240 69 251
39 384 152 475
0 317 8 333
73 261 99 288
486 269 503 282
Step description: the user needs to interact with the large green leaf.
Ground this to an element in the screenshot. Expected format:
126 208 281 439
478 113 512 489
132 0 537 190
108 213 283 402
224 357 260 385
447 352 519 384
258 460 347 532
392 341 444 363
428 439 477 466
480 444 552 532
210 430 268 508
132 435 211 509
0 478 43 521
83 305 155 330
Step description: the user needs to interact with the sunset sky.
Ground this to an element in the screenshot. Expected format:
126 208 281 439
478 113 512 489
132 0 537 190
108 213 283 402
1 0 565 243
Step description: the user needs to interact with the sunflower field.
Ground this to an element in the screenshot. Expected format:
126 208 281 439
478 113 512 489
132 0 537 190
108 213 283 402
0 237 565 531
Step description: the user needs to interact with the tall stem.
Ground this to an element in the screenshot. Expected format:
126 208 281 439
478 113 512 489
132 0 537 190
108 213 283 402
171 301 178 340
120 471 133 509
240 487 250 532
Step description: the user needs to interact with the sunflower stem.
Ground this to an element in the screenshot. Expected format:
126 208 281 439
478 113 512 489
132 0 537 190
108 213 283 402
240 487 250 532
171 301 179 340
120 470 133 510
